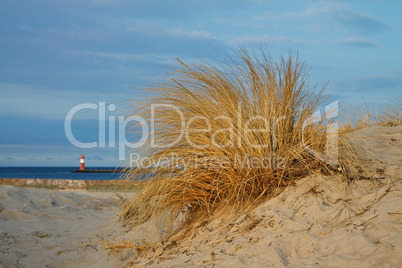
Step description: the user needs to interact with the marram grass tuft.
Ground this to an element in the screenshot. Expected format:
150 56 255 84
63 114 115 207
116 47 366 250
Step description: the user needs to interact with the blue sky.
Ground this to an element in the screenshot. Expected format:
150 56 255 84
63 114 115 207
0 0 401 167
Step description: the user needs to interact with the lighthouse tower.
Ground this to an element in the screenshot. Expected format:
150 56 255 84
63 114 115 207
80 154 85 170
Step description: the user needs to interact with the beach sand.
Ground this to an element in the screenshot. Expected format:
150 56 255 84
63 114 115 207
0 188 135 267
0 125 401 267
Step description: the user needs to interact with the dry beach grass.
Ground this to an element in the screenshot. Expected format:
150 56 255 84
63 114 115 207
111 47 392 261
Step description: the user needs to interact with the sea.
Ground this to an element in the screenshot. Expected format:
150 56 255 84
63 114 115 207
0 167 124 181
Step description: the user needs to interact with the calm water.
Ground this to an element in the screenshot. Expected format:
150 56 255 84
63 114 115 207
0 167 124 180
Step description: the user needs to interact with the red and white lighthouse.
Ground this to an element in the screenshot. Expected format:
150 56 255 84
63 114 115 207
80 154 85 170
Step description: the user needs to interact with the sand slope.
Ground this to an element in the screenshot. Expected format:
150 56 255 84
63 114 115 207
136 176 401 267
349 125 402 179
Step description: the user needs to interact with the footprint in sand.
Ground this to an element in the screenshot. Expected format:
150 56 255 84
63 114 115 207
32 231 51 238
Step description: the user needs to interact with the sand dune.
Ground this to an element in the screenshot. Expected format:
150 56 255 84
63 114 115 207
0 125 401 267
136 176 401 267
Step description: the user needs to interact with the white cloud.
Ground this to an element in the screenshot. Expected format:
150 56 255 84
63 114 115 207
303 4 391 34
335 38 377 47
221 3 391 36
166 29 216 40
232 34 312 47
233 34 289 44
123 23 216 41
84 51 176 65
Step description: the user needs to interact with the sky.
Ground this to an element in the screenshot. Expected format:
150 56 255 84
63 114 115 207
0 0 401 167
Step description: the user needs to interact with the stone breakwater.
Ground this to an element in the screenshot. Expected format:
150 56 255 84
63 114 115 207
0 178 116 190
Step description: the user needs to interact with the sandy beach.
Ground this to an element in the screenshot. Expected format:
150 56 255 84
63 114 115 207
0 188 135 267
1 125 401 267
